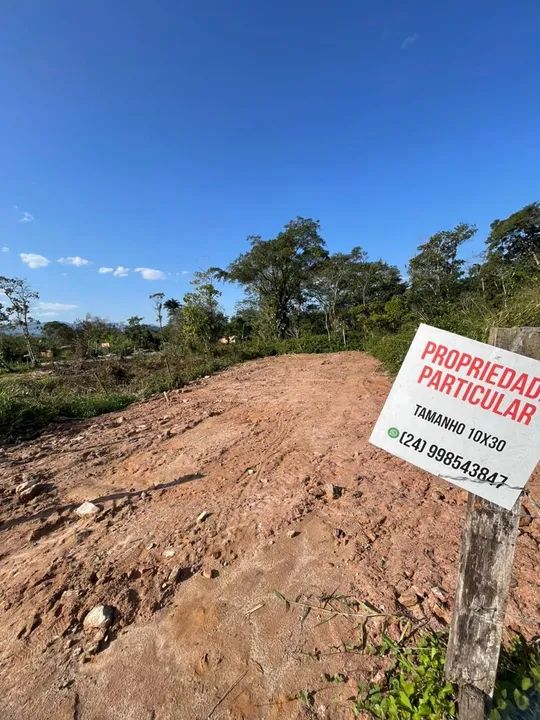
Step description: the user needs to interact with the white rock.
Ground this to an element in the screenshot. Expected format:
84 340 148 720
83 605 115 631
197 510 210 523
75 501 101 517
162 549 176 558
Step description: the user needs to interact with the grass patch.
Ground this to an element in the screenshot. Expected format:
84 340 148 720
0 389 135 440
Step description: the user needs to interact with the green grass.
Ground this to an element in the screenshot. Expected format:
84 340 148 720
0 388 135 440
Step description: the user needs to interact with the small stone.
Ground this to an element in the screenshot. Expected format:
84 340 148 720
430 600 451 624
333 528 346 540
146 542 156 550
398 591 420 608
83 605 115 631
115 416 125 425
197 510 211 523
432 489 445 501
519 508 532 528
201 567 219 579
430 586 448 604
75 502 101 517
325 483 343 500
16 479 45 502
169 566 183 583
287 529 299 538
162 549 176 558
140 491 147 500
247 468 255 475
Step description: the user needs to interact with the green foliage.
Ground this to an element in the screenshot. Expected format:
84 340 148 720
218 216 327 339
352 633 540 720
408 224 477 319
353 633 455 719
0 385 134 440
489 637 540 720
295 689 315 708
180 271 227 352
494 283 540 328
487 202 540 270
0 333 29 367
124 316 159 351
366 327 417 374
41 321 76 347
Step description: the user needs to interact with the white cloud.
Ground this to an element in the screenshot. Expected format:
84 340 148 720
1 246 9 253
20 252 50 269
98 267 114 274
18 211 34 224
58 256 91 267
34 301 78 314
401 33 419 49
112 265 129 277
134 267 166 281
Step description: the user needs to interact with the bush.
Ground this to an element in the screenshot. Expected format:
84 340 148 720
365 327 417 374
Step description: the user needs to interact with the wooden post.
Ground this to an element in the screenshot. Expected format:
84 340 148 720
445 327 540 719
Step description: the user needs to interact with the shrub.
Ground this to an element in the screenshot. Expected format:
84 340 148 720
365 327 417 374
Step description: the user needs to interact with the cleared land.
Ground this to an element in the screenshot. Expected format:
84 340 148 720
0 352 538 720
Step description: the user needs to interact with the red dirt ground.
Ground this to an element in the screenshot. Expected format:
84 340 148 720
1 352 538 720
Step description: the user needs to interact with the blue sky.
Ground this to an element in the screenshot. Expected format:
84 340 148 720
1 1 539 323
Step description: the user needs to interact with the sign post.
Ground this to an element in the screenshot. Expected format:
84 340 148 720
369 324 540 719
445 327 540 719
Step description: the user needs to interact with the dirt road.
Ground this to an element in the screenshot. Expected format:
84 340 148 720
1 352 538 720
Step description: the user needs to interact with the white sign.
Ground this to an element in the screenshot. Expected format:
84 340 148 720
369 324 540 509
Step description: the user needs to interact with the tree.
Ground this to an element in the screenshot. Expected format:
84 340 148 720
408 224 477 316
124 316 158 350
217 217 327 338
163 297 181 322
181 271 226 352
309 248 366 337
353 260 405 307
149 292 165 330
73 315 116 357
0 276 39 365
308 249 405 338
42 321 76 348
486 202 540 270
228 301 259 341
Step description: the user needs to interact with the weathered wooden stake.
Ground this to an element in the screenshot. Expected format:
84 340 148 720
445 327 540 720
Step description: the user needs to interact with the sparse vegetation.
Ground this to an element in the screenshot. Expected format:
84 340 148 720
353 632 540 720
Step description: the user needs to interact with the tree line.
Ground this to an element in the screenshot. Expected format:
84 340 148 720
1 200 538 369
